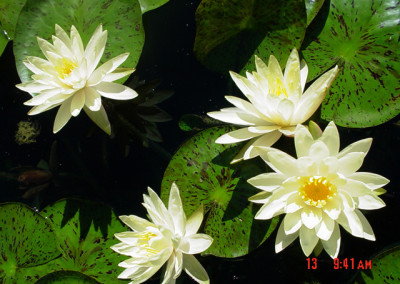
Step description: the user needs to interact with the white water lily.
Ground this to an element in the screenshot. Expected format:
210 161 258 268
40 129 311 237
16 24 138 134
248 121 389 258
207 48 339 163
111 183 213 284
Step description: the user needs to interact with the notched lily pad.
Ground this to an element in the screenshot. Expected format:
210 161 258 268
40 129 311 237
40 198 127 283
13 0 144 84
356 244 400 283
302 0 400 127
0 202 60 282
194 0 307 74
161 126 278 258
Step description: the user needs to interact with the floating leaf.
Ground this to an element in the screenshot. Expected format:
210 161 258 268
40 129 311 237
13 0 144 85
0 0 26 40
40 198 127 283
138 0 169 14
161 126 278 258
305 0 325 26
356 244 400 283
36 270 99 283
0 203 60 282
0 25 8 56
194 0 307 74
302 0 400 127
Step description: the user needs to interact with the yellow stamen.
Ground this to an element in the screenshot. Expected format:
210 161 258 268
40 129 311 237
137 231 159 256
55 58 77 79
298 176 337 208
271 78 288 97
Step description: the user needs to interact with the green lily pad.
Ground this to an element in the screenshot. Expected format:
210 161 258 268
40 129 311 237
0 0 26 40
39 198 127 283
0 25 8 56
138 0 169 14
356 244 400 283
194 0 307 74
161 126 279 258
36 270 99 283
0 203 60 282
13 0 144 85
302 0 400 127
305 0 325 26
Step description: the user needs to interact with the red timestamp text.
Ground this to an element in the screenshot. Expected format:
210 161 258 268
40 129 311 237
333 258 372 270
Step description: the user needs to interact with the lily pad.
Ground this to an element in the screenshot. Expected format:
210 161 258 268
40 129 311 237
305 0 325 26
0 202 60 282
194 0 307 74
302 0 400 127
13 0 144 85
138 0 169 14
356 244 400 283
161 126 279 258
39 198 127 283
0 0 26 40
0 25 8 56
36 270 99 283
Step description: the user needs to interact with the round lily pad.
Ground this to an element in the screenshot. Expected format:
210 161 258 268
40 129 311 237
40 198 127 283
13 0 144 85
356 244 400 283
0 202 60 282
161 126 279 258
194 0 306 74
302 0 400 127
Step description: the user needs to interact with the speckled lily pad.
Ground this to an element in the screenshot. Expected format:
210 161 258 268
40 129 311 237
161 126 279 258
302 0 400 127
194 0 306 74
356 244 400 283
39 198 127 283
0 202 60 282
13 0 144 85
0 0 26 40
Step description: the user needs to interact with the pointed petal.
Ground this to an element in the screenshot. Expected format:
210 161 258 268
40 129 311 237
186 205 204 235
319 121 340 155
266 150 298 176
347 172 389 190
301 207 322 229
53 99 72 133
94 81 138 100
284 211 302 234
247 173 286 192
182 254 210 284
83 105 111 135
119 215 155 232
337 152 366 175
284 48 301 99
354 210 376 241
336 209 363 238
88 53 130 85
275 220 299 253
294 124 314 157
321 222 341 258
180 234 213 254
84 87 102 111
168 183 186 236
337 138 372 158
315 213 335 241
299 226 319 256
103 68 135 82
70 89 85 116
215 127 263 144
355 194 385 210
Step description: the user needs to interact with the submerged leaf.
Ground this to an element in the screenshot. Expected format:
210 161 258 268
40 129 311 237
161 126 278 258
302 0 400 127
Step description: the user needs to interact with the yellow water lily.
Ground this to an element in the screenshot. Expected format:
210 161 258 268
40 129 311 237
208 48 339 163
16 24 138 134
248 121 389 258
111 183 213 284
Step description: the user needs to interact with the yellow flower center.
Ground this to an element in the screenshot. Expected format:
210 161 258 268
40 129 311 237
298 176 337 208
271 78 288 97
55 58 77 79
137 231 159 256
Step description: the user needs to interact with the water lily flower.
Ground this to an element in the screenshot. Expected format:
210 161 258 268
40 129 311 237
248 121 389 258
16 24 138 134
111 183 213 284
207 48 339 163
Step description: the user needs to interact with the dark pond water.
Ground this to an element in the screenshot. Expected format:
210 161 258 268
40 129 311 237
1 0 399 283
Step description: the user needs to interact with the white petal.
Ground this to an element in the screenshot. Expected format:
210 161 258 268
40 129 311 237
319 121 340 155
88 53 130 85
168 183 186 236
315 213 335 241
337 152 366 176
299 226 319 256
338 190 355 210
247 173 286 192
337 138 372 159
162 254 176 284
299 59 308 92
103 68 135 82
85 25 107 73
279 126 297 136
16 80 53 93
207 110 258 126
186 205 204 236
308 140 330 160
283 211 302 234
277 98 294 124
323 198 342 220
321 222 341 258
174 250 183 279
119 215 155 232
224 95 265 119
179 234 213 254
275 220 299 253
355 194 385 210
70 25 84 59
336 209 363 238
94 81 138 100
340 179 371 197
266 150 298 176
53 99 72 133
229 71 260 105
248 191 271 203
83 105 111 135
294 124 314 157
283 48 301 99
301 207 322 229
70 89 85 117
28 102 61 116
144 187 173 229
54 24 71 47
255 189 296 219
354 210 376 241
215 127 263 144
182 254 210 284
84 87 102 111
347 172 390 190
